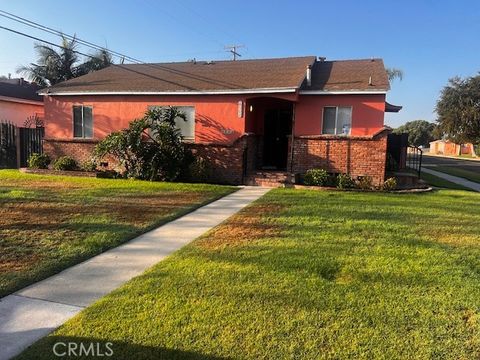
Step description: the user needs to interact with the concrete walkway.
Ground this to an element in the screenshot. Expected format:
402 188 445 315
0 186 270 360
422 168 480 191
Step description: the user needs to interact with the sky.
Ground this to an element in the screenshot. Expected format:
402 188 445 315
1 0 479 128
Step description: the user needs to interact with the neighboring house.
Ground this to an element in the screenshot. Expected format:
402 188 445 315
429 139 476 157
0 78 44 127
40 56 401 185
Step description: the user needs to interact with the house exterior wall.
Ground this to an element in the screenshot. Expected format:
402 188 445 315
295 94 386 136
0 99 44 127
44 94 249 144
43 93 389 185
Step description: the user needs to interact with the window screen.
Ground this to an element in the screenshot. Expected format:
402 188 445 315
73 105 93 138
322 106 352 135
322 107 337 134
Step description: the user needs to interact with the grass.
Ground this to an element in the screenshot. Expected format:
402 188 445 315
0 170 235 297
420 171 473 191
18 188 480 359
431 166 480 184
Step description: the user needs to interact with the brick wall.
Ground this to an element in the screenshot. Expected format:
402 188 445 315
188 135 253 185
44 136 253 185
290 130 389 186
44 139 97 164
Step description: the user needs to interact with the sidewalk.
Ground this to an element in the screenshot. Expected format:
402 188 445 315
422 168 480 192
0 186 270 360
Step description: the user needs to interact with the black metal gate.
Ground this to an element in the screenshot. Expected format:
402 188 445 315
0 122 17 168
19 127 44 167
0 121 44 168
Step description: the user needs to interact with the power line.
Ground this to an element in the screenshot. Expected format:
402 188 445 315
0 9 226 64
0 9 144 64
0 24 245 89
0 25 105 61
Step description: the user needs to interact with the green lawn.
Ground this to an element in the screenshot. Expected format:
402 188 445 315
431 165 480 184
420 171 473 190
0 170 234 297
18 188 480 359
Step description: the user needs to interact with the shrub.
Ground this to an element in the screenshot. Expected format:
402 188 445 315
357 176 374 190
53 156 77 171
383 177 397 191
304 169 329 186
337 173 356 189
81 159 97 172
27 153 50 169
183 156 212 183
95 107 188 181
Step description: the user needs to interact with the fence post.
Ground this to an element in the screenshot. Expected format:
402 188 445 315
15 126 21 168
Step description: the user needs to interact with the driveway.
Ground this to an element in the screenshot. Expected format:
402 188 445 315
422 154 480 172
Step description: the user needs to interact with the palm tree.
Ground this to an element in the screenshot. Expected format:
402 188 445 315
386 67 404 82
17 36 113 86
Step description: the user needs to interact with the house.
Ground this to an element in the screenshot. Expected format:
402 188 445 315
0 78 44 127
429 139 476 157
39 56 401 185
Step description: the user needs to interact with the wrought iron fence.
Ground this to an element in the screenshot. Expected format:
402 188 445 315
407 146 423 177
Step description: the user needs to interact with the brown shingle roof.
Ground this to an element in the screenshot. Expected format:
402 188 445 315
42 56 390 95
303 58 390 92
44 56 317 94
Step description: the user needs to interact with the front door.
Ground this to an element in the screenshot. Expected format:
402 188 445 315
263 109 292 170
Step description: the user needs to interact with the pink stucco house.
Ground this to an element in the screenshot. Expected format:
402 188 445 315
40 56 401 185
0 78 44 127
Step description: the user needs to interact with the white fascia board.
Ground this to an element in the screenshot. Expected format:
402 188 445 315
299 90 387 95
0 95 43 105
39 87 298 96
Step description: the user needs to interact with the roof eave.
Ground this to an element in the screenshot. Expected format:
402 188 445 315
39 87 299 96
299 90 388 95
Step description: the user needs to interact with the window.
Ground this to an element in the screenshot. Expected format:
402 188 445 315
149 106 195 140
73 105 93 138
322 106 352 135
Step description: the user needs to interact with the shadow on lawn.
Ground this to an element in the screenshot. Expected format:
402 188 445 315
16 335 231 360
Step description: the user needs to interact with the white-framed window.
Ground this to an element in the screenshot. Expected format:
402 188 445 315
322 106 352 135
73 105 93 138
149 105 195 140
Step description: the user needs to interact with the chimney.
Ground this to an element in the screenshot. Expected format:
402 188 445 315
306 65 312 87
19 77 24 86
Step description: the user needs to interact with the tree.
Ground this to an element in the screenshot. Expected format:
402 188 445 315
436 75 480 145
94 107 191 181
17 36 113 86
393 120 436 147
386 67 404 82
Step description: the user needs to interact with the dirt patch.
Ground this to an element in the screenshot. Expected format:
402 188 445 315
196 203 285 249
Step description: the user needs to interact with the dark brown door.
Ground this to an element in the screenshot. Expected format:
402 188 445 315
263 109 292 169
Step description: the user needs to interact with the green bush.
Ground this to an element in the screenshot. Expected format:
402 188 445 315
304 169 329 186
53 156 77 171
383 177 397 191
95 107 189 181
27 153 50 169
81 159 97 172
337 173 356 189
184 157 212 183
357 176 374 190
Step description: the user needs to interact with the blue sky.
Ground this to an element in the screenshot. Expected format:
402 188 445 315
1 0 479 127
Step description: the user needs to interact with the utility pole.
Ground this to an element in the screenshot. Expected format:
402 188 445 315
225 44 244 60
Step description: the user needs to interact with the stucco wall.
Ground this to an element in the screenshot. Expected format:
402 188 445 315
295 94 386 136
44 95 250 145
0 99 44 127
